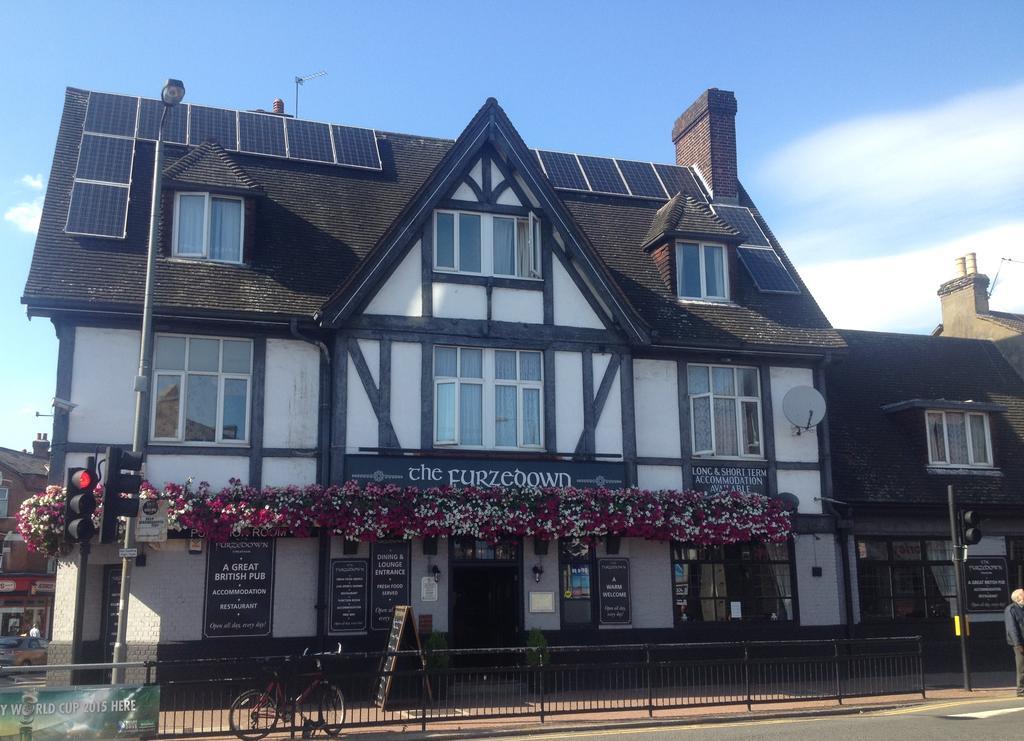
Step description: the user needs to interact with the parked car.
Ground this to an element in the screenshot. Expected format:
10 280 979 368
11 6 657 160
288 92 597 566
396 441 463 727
0 637 48 666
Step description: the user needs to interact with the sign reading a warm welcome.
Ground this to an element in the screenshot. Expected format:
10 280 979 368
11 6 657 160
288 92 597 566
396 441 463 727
347 455 626 489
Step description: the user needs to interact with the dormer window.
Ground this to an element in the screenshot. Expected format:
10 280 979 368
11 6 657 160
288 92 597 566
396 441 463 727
676 242 727 300
173 192 244 263
926 410 992 467
434 210 541 279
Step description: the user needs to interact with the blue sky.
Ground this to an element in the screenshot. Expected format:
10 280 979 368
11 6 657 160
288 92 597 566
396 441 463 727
1 1 1022 451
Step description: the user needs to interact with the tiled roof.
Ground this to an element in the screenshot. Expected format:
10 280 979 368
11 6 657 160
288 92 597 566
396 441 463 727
643 193 739 247
23 87 844 353
983 310 1024 333
0 448 48 478
827 329 1024 507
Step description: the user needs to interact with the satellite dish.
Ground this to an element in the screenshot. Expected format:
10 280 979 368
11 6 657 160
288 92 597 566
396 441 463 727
782 386 827 432
773 491 800 512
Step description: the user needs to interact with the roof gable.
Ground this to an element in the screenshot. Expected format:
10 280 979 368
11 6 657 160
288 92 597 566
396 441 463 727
643 193 740 248
163 141 262 193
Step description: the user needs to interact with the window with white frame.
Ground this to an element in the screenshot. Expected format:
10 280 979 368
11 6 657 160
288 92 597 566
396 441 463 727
434 347 543 448
434 210 541 279
173 193 244 263
0 488 8 518
926 410 992 467
688 364 762 458
676 242 728 300
152 335 253 444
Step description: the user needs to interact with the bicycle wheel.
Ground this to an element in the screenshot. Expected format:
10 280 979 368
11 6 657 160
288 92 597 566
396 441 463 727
228 688 280 741
317 683 346 737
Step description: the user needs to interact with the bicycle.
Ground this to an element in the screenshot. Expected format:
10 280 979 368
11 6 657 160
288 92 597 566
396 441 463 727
228 644 346 740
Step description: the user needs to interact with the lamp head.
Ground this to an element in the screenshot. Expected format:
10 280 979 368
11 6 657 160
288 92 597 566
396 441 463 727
161 79 186 106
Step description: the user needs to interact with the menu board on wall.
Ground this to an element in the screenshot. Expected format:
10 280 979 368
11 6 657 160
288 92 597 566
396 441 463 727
330 559 368 632
203 540 275 638
370 542 410 631
598 558 631 625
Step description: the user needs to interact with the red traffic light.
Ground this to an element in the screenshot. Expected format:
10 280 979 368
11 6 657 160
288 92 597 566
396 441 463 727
71 469 94 490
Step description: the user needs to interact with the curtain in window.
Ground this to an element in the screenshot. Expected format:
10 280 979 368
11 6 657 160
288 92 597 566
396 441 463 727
927 412 946 461
493 217 515 275
677 244 701 297
435 213 455 268
435 383 456 442
177 195 205 254
713 398 738 456
704 245 725 297
459 214 481 272
495 385 517 446
494 350 517 380
434 347 457 377
946 412 968 464
459 383 482 445
522 388 541 446
969 414 989 463
516 218 531 277
692 397 713 453
210 198 241 261
741 400 760 455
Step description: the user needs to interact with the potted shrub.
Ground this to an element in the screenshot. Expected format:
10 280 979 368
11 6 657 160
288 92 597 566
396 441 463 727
525 629 549 693
424 632 450 701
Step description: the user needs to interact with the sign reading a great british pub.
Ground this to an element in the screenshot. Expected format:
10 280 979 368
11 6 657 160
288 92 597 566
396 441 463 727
965 556 1009 612
203 540 275 638
691 464 768 496
347 455 626 489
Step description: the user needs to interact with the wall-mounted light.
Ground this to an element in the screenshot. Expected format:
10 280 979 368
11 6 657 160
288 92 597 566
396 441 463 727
431 564 441 583
532 564 544 583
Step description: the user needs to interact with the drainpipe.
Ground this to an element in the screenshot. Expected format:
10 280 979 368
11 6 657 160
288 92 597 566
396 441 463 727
290 319 332 649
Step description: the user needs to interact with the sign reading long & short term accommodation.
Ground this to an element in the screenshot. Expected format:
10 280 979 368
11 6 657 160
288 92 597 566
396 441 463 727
0 685 159 739
691 463 767 496
330 559 368 632
204 540 275 638
598 558 631 624
370 542 410 631
965 556 1009 612
347 455 626 489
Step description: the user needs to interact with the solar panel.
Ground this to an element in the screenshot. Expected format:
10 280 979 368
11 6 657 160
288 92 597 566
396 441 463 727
332 125 381 169
85 93 138 137
617 159 667 198
189 106 238 149
75 134 134 184
537 150 588 190
136 98 188 143
654 164 703 200
578 155 628 195
737 247 800 293
239 112 286 157
286 119 334 163
713 205 770 246
66 182 129 238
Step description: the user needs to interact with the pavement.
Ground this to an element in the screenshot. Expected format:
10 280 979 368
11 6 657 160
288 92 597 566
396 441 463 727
172 685 1023 740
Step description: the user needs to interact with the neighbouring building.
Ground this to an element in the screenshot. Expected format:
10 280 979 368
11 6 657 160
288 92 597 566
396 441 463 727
18 83 1024 671
934 253 1024 380
0 436 56 636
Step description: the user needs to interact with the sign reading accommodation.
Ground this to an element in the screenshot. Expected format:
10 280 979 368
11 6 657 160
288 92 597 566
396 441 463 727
203 540 275 638
691 464 767 496
330 559 368 632
370 542 410 631
598 558 631 624
965 556 1008 612
347 455 626 489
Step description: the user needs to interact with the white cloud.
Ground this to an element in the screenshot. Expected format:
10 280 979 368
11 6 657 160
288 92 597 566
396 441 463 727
799 222 1024 334
20 174 43 190
4 198 43 234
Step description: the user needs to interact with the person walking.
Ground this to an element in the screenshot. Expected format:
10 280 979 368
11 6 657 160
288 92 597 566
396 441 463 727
1005 588 1024 697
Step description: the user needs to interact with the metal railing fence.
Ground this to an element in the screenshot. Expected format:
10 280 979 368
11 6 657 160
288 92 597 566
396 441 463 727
4 637 924 738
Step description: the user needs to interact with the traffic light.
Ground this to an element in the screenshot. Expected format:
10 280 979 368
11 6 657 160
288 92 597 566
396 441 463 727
960 510 983 546
99 446 144 544
64 461 98 543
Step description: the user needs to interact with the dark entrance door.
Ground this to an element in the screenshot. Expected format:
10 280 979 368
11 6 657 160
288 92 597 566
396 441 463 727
451 566 519 649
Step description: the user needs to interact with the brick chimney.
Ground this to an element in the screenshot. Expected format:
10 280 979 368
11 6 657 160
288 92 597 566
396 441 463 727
938 252 990 335
31 433 49 459
672 88 739 202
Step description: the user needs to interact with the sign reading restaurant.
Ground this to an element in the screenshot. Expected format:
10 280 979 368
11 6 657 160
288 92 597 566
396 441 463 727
347 455 626 489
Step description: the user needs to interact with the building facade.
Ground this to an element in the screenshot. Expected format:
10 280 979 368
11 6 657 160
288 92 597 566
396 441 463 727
20 84 1022 669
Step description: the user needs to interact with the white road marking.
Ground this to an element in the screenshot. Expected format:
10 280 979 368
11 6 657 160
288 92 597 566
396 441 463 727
949 706 1024 719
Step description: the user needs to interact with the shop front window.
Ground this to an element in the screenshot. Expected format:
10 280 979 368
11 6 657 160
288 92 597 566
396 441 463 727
671 542 793 623
560 540 593 626
451 538 519 561
856 538 955 621
1009 538 1024 589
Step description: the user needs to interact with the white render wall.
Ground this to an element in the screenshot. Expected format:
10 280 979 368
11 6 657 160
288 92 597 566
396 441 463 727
145 455 249 489
793 534 842 626
432 283 487 320
592 353 623 456
346 349 378 453
68 326 138 444
390 342 422 449
637 464 683 490
551 258 604 329
364 241 423 317
769 367 819 463
262 457 317 487
491 288 543 324
554 351 584 453
633 359 681 458
263 339 320 449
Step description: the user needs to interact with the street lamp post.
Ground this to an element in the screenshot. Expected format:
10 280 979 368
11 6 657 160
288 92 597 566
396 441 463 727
111 79 184 684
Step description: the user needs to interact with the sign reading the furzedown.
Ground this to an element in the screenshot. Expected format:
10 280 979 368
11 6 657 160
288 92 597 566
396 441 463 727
691 464 768 496
370 542 410 631
347 455 626 489
965 556 1009 613
598 558 631 624
204 540 275 638
330 559 368 632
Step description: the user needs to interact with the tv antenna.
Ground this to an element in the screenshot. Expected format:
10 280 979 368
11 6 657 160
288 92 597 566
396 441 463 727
988 256 1024 298
294 70 327 119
